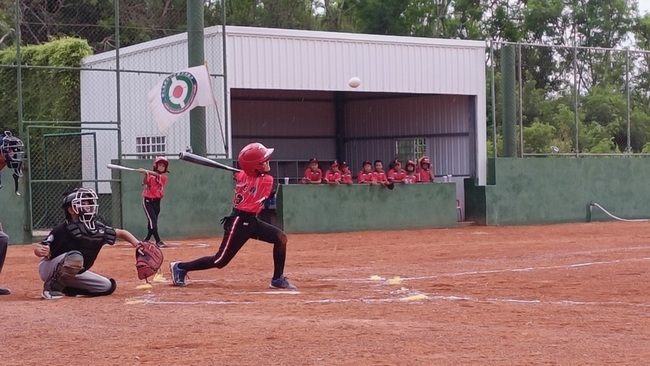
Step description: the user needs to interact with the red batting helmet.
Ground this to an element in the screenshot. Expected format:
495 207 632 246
420 156 431 166
153 156 169 172
238 142 274 176
406 160 416 169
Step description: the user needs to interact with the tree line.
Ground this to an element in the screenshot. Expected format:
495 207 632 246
2 0 650 154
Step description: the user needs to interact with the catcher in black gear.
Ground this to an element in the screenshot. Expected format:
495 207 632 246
33 188 144 299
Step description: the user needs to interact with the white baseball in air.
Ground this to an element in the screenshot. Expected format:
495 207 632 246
348 77 361 88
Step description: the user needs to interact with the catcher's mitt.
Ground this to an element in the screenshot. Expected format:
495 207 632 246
135 241 164 281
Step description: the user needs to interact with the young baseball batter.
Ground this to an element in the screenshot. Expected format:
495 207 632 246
33 187 141 299
0 222 10 295
138 156 169 248
170 142 296 290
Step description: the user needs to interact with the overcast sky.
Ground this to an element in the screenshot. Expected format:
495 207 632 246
639 0 650 14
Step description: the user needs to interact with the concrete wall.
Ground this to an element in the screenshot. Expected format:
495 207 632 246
277 183 458 233
475 158 650 225
0 177 29 244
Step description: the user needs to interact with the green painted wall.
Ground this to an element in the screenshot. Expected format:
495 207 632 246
479 157 650 225
115 159 234 240
0 178 28 244
277 183 458 233
464 177 486 225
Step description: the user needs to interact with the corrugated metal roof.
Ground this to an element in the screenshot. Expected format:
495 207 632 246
82 26 485 96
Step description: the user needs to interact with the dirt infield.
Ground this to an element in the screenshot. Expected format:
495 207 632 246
1 221 649 365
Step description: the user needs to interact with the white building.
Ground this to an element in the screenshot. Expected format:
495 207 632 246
80 26 487 203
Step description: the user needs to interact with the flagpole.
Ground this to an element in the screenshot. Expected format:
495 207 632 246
187 0 206 156
204 62 228 154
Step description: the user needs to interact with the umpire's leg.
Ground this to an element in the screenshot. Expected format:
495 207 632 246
0 228 10 294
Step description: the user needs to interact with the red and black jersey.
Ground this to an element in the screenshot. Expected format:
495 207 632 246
373 170 388 184
233 171 273 214
324 170 341 183
388 169 407 182
143 174 168 199
404 173 419 184
416 168 433 183
340 171 353 184
303 168 322 183
358 171 375 184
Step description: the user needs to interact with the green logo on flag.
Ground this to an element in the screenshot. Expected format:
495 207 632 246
160 71 199 114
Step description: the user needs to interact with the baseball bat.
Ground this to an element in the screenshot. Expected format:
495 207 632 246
107 163 138 172
178 152 241 173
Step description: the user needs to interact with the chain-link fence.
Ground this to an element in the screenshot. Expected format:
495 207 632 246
1 0 226 234
27 127 117 230
489 41 650 157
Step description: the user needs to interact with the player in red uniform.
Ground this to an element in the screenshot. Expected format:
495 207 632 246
373 160 389 187
138 156 169 248
170 142 296 290
323 160 342 185
403 160 419 184
387 159 407 184
357 160 377 184
339 162 353 185
301 157 322 184
416 156 434 183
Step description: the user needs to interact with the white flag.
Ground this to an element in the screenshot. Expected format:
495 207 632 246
147 64 216 132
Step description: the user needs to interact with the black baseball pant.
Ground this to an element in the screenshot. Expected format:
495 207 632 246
142 197 162 243
178 209 288 279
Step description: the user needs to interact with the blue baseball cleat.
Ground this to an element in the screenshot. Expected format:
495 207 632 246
269 276 297 290
170 261 187 287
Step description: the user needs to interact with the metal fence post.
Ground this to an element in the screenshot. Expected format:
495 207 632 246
490 41 497 158
518 43 523 157
573 43 579 156
626 48 631 155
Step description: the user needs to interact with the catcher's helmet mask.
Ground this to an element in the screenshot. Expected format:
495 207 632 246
1 131 25 169
62 188 99 231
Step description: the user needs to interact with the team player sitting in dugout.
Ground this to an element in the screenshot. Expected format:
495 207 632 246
301 157 322 184
404 160 419 184
387 159 407 184
323 160 342 185
416 156 434 183
373 160 390 187
358 160 377 185
339 162 353 185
